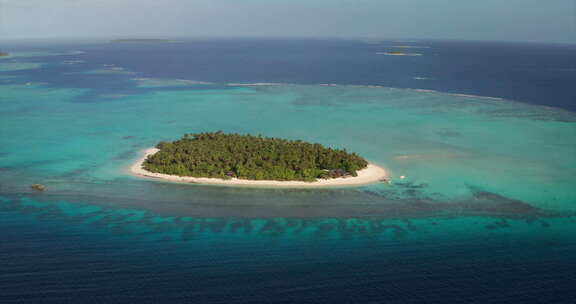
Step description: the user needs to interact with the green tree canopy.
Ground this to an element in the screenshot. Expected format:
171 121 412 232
143 132 369 182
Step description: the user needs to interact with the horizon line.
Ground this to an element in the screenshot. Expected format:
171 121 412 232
0 36 574 45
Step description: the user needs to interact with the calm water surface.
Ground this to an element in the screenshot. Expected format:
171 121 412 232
1 39 575 303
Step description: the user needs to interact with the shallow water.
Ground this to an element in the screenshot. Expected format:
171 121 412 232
1 40 575 303
1 81 574 216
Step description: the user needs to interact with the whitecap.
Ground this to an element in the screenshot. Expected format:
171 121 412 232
132 78 212 88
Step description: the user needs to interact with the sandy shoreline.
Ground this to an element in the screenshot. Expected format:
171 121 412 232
130 148 389 188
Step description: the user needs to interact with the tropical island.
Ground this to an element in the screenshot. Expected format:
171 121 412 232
131 132 388 187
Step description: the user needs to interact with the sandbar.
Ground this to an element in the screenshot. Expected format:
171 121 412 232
130 148 389 188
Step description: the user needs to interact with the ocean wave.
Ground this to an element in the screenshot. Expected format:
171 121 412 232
449 93 504 101
132 78 212 88
224 82 518 103
401 88 505 101
174 79 212 85
227 82 285 86
66 67 136 75
62 60 85 65
71 65 137 75
412 88 437 93
91 77 564 116
0 62 44 72
319 83 386 88
65 50 86 55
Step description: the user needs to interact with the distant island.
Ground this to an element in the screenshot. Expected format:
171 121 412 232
0 52 9 57
131 132 387 187
376 51 422 56
111 39 178 44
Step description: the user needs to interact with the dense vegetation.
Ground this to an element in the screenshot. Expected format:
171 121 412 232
143 132 368 182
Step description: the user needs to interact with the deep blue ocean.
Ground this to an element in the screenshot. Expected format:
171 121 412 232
1 39 575 303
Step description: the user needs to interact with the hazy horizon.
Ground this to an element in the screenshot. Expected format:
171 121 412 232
0 0 574 44
1 36 575 46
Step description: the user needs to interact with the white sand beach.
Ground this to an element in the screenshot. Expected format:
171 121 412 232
130 148 389 188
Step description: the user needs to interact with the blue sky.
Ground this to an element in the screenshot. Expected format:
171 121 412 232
1 0 574 43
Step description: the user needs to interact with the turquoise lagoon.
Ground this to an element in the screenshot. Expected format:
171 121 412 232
1 79 575 215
